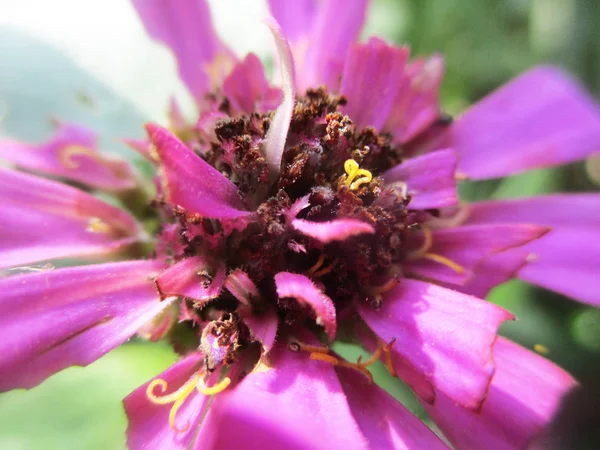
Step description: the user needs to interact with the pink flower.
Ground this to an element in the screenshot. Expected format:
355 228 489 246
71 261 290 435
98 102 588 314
0 0 597 449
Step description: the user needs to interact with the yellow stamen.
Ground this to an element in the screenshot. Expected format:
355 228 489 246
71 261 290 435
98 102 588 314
344 159 373 190
306 254 326 275
196 376 232 396
368 277 399 296
356 344 383 367
421 253 465 274
310 352 374 383
312 260 338 277
86 217 111 234
146 373 201 432
410 226 433 257
310 352 340 365
338 360 374 383
59 145 106 170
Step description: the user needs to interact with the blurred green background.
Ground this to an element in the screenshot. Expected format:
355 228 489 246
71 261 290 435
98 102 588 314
1 0 599 448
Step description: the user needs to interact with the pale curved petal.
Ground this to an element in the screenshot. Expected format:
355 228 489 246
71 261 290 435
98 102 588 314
383 148 458 210
0 122 137 191
452 67 600 180
146 124 249 219
424 337 577 450
0 260 169 391
356 279 514 410
0 167 141 269
274 272 336 340
263 18 296 176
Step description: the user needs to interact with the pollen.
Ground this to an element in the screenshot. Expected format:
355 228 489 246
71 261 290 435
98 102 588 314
344 159 373 190
86 217 111 234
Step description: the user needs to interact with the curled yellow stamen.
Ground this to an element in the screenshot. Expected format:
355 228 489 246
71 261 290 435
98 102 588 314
146 373 201 432
196 376 232 396
356 344 383 367
310 352 340 365
368 277 399 297
59 145 106 170
310 352 374 383
344 159 373 190
421 253 465 274
410 226 433 258
306 254 326 275
312 260 338 277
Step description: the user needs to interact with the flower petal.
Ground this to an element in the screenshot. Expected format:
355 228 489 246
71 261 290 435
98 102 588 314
263 18 296 176
268 0 368 92
223 53 282 115
423 337 577 450
0 122 137 191
125 352 209 450
131 0 235 101
0 260 169 391
0 167 141 269
382 148 458 210
146 124 249 219
356 279 514 410
384 55 445 144
292 218 375 243
341 38 409 131
196 342 370 449
466 195 600 306
337 367 450 449
406 224 548 285
452 67 600 180
274 272 336 341
155 256 226 305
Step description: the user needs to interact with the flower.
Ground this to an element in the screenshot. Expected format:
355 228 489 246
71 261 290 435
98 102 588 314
0 0 597 449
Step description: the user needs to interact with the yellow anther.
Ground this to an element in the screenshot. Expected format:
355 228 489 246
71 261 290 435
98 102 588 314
59 145 105 170
344 159 372 190
196 376 232 396
87 217 111 234
421 253 466 274
146 373 201 432
382 338 397 377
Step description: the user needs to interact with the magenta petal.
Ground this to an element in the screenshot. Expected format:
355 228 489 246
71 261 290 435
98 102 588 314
274 272 337 340
196 343 369 449
384 55 445 144
0 122 137 191
383 148 458 210
131 0 234 101
337 367 450 449
356 279 514 410
0 167 141 269
466 195 600 306
0 260 169 391
406 224 548 284
292 218 375 243
155 256 225 304
424 337 577 450
146 124 248 219
125 352 209 450
263 18 296 176
341 38 409 131
223 53 282 115
452 67 600 179
519 228 600 307
466 194 600 227
270 0 368 92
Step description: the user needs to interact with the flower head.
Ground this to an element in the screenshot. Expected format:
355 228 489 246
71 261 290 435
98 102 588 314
1 1 599 449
